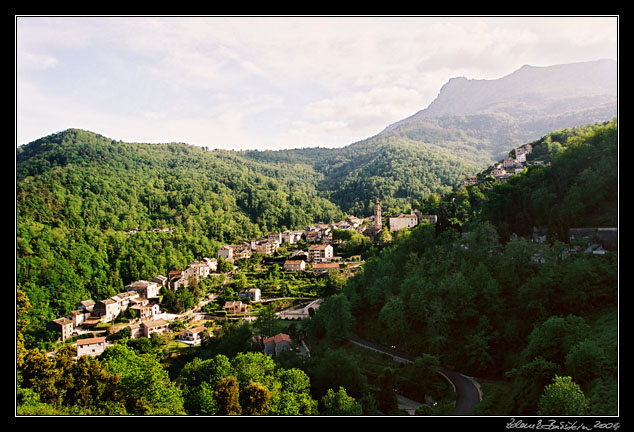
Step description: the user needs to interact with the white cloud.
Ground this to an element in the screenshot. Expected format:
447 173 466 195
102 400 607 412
15 15 618 149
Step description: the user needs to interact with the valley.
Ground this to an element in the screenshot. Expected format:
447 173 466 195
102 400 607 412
16 59 618 418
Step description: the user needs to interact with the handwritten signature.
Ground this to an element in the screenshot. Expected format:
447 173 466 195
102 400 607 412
506 418 620 431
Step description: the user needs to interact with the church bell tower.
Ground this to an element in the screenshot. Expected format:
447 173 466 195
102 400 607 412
373 199 382 228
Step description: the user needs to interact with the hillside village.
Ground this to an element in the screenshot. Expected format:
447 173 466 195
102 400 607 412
461 142 539 186
48 197 439 360
47 138 617 362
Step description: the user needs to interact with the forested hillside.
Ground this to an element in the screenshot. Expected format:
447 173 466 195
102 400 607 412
243 133 485 216
343 118 618 415
16 129 345 333
16 125 496 332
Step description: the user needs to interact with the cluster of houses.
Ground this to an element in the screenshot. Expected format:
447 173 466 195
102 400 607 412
218 200 437 276
47 257 221 355
462 143 540 186
48 201 437 357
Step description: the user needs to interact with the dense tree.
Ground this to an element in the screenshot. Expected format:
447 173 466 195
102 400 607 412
180 351 318 416
215 376 242 415
537 375 590 416
320 387 363 416
100 343 185 415
241 380 272 415
310 293 354 343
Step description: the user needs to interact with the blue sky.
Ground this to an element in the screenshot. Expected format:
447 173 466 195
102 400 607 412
16 16 618 150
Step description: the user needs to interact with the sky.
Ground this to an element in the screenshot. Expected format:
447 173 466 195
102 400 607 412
15 15 618 150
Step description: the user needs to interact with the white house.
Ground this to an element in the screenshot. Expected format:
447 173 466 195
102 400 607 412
284 260 306 272
389 214 418 232
308 244 333 263
239 288 261 302
76 336 106 358
180 326 207 344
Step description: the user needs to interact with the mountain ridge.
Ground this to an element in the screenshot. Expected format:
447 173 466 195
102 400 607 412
383 59 616 131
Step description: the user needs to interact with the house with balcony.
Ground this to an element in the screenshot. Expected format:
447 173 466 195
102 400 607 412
308 244 333 263
223 301 248 314
179 326 207 344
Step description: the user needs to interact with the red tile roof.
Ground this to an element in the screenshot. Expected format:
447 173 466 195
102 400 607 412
263 333 291 345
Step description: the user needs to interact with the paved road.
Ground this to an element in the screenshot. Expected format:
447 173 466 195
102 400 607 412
348 334 481 415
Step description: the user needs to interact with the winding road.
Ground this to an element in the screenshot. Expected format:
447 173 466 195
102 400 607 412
349 334 481 415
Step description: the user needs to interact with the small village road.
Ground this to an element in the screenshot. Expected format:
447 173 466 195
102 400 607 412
348 334 481 415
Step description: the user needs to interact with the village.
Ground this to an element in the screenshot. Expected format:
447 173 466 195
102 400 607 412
460 142 539 187
47 139 618 362
47 197 439 361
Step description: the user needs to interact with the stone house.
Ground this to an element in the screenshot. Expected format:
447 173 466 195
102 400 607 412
232 244 252 261
305 231 321 243
125 280 161 299
128 323 144 339
48 317 74 341
168 270 186 291
263 333 292 356
218 245 234 262
312 262 340 274
93 298 121 323
413 211 438 224
152 275 168 288
76 299 95 312
268 232 283 244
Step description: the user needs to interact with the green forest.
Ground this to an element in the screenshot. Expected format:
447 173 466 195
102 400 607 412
344 118 618 415
16 119 617 416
